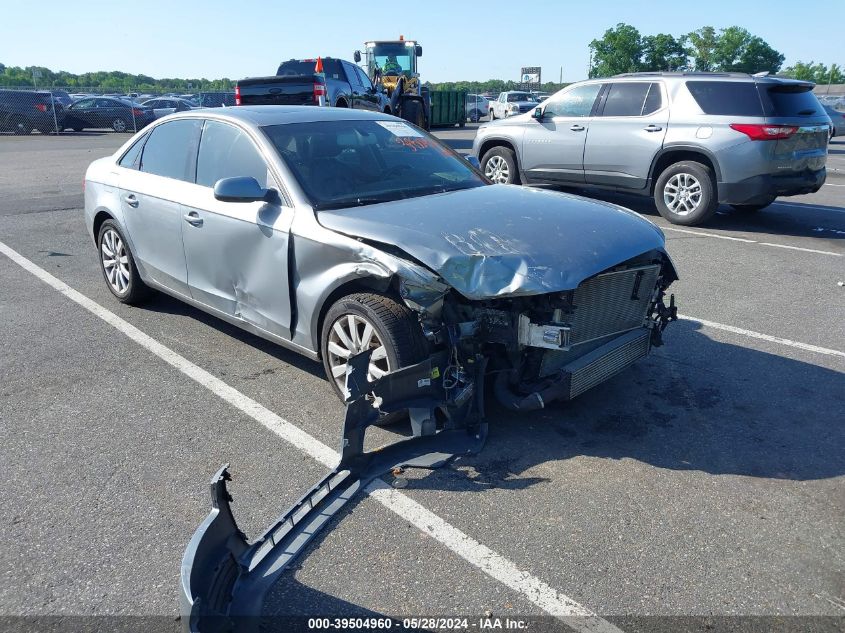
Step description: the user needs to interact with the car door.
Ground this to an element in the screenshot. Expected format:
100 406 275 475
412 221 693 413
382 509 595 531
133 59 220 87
520 82 603 184
66 97 95 128
582 82 668 189
353 65 381 111
95 98 121 128
119 118 203 296
181 119 293 340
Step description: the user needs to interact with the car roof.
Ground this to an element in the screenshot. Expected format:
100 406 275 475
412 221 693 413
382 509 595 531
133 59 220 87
609 71 815 88
168 105 396 126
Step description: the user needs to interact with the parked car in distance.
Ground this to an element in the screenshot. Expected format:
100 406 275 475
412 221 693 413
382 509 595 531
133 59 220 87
142 97 196 119
236 58 389 112
474 72 831 226
84 106 677 411
196 91 236 108
63 96 155 132
531 91 551 102
823 105 844 139
0 89 65 134
489 91 539 120
466 94 489 122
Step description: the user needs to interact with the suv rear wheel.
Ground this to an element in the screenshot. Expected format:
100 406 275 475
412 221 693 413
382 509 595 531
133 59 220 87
654 161 717 226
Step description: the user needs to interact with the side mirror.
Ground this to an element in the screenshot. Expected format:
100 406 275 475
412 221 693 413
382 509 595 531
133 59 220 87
353 50 362 63
465 155 481 169
415 45 423 57
213 176 271 203
532 107 544 121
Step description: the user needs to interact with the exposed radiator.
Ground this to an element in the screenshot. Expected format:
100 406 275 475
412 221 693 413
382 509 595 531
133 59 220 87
564 328 652 399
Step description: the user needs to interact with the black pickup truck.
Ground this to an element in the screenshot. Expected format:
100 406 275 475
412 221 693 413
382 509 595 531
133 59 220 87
236 58 389 112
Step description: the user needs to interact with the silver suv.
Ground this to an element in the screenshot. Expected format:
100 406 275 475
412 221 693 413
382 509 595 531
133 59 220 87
472 72 831 225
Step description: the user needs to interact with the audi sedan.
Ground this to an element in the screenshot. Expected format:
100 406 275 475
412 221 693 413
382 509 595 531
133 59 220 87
84 107 677 410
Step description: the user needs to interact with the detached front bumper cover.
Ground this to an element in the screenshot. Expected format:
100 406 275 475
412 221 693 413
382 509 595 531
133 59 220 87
180 349 487 633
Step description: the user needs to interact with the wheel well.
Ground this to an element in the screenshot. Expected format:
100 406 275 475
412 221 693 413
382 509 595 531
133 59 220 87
477 139 517 162
92 210 113 244
335 98 348 108
314 278 401 359
384 106 391 115
650 150 718 194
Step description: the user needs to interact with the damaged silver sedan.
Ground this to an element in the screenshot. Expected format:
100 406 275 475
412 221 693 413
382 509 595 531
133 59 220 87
84 106 678 413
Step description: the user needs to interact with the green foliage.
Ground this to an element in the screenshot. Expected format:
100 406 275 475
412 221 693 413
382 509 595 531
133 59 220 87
589 23 644 78
588 23 786 78
782 61 843 84
0 63 234 91
427 80 568 94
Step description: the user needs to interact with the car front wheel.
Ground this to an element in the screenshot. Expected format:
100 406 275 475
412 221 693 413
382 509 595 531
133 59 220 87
321 292 428 400
112 118 128 132
654 161 717 226
481 146 520 184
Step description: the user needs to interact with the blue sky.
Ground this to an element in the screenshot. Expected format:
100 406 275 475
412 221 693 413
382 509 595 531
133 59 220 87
3 0 843 83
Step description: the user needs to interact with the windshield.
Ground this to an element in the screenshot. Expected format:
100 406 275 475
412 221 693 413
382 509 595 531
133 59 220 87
262 119 486 210
368 43 415 77
508 93 536 102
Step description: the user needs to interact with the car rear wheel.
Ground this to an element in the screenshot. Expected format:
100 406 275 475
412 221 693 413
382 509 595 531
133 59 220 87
321 292 428 401
112 118 128 132
489 108 496 120
654 161 717 226
481 146 520 184
97 220 151 304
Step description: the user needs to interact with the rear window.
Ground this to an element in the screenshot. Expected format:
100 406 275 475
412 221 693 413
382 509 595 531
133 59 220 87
277 59 344 80
601 82 652 117
761 85 821 117
686 81 764 116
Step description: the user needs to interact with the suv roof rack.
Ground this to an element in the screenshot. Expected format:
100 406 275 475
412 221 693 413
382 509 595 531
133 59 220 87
612 71 752 78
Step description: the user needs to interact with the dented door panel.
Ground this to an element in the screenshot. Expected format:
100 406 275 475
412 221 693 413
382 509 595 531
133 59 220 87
181 186 293 341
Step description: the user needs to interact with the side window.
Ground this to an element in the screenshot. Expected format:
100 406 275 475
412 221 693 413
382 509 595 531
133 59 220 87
196 120 271 189
96 99 114 108
355 66 373 90
601 82 651 117
73 98 95 109
686 81 763 116
343 62 363 88
642 83 664 115
139 119 202 181
544 84 602 117
118 132 149 169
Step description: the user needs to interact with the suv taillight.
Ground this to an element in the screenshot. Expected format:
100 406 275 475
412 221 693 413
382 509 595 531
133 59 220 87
730 123 798 141
235 85 241 106
313 81 327 105
35 103 47 112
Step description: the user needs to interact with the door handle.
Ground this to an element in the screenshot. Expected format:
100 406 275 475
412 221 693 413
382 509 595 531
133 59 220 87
124 194 139 208
570 124 585 132
183 212 203 227
644 124 663 132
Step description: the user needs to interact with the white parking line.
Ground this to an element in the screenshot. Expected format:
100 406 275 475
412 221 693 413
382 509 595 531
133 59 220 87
679 314 845 360
823 183 845 187
0 240 621 633
662 226 842 257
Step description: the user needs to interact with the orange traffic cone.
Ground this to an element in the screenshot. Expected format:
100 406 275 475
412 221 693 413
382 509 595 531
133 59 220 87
315 57 324 74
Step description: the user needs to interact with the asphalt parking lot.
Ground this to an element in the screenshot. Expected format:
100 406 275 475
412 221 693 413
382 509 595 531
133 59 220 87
1 128 843 631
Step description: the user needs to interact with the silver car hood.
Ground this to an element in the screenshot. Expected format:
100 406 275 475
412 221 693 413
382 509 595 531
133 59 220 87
317 185 669 300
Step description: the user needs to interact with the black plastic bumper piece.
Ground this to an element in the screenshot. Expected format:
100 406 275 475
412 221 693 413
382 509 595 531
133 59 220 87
718 168 826 205
180 350 487 632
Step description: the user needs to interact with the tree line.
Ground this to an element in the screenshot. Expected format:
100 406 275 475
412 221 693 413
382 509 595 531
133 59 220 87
588 23 842 83
0 63 234 91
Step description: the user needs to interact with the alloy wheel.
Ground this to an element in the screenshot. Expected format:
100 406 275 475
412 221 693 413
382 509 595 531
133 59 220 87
485 155 510 183
112 118 127 132
101 228 131 294
663 172 702 216
326 313 390 390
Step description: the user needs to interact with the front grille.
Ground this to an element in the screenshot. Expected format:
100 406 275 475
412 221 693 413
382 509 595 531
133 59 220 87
566 328 651 399
518 104 534 112
564 264 660 345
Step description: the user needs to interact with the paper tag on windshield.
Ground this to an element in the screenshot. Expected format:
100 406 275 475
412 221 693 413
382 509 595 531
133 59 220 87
377 121 423 137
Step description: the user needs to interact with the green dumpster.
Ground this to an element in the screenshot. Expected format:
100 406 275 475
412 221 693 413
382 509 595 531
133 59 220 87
429 90 467 128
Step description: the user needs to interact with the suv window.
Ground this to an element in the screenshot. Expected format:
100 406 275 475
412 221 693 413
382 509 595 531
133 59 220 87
544 84 602 117
196 120 270 189
761 85 821 117
139 119 202 181
642 83 663 115
686 81 763 116
354 65 373 90
601 82 651 117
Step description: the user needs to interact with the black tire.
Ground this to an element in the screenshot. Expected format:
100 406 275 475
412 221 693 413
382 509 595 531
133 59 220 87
489 108 496 120
400 99 424 128
12 117 33 135
481 146 521 184
97 220 152 305
321 292 428 401
731 197 775 213
653 161 717 226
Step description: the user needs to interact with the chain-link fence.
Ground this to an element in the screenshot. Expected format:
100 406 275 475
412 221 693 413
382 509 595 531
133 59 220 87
0 87 236 135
